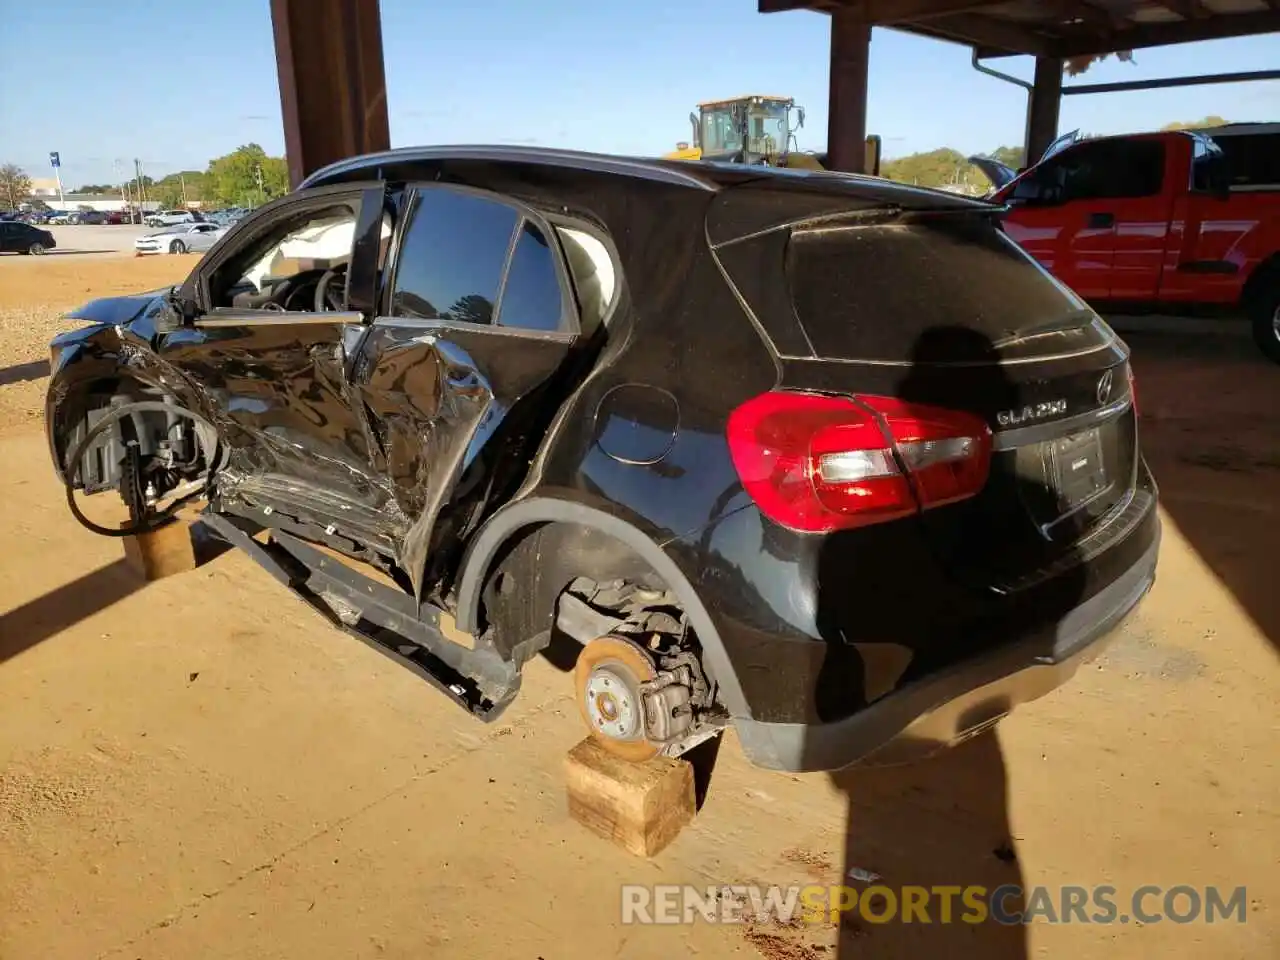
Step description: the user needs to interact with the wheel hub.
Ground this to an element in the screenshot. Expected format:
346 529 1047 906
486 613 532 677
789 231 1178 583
573 634 661 761
584 665 641 740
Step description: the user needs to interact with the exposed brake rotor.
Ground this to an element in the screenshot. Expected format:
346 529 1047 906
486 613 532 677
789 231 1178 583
573 634 662 762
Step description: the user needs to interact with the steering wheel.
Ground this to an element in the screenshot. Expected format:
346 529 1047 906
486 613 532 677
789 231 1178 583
314 267 347 313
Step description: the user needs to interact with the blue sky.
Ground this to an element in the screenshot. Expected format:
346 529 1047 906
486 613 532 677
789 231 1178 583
2 0 1277 188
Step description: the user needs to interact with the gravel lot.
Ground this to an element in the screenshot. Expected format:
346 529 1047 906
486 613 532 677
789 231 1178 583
0 258 1276 960
0 255 199 433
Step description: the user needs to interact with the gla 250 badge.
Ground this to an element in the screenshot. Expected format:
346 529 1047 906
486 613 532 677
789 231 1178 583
997 398 1068 427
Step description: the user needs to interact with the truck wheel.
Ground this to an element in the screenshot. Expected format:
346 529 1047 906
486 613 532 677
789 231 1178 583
1249 284 1280 364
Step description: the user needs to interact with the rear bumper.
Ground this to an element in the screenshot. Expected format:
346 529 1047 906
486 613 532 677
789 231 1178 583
733 520 1160 773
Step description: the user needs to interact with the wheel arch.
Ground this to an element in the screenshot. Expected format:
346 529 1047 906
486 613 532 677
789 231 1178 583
453 498 751 719
1241 250 1280 309
48 348 216 487
49 371 171 483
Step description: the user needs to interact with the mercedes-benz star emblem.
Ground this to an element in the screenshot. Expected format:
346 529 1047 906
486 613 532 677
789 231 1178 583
1096 370 1114 405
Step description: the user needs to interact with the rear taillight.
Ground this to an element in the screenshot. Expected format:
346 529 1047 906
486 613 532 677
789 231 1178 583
726 391 992 534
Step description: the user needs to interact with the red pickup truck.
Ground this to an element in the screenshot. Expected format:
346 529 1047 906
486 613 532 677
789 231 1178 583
974 127 1280 362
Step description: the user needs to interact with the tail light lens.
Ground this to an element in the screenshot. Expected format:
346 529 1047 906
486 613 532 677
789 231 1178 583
726 391 992 534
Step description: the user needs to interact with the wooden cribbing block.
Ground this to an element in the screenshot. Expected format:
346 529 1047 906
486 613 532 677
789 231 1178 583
122 521 197 582
565 737 695 858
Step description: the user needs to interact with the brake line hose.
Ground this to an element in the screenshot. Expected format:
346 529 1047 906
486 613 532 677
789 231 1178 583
61 400 219 538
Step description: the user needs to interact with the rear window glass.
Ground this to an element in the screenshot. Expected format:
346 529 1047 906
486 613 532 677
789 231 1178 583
785 216 1106 363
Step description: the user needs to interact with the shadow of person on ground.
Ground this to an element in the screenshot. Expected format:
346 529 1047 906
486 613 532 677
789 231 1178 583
0 520 230 664
818 324 1091 959
1121 329 1280 658
830 734 1024 957
0 359 50 386
0 559 143 662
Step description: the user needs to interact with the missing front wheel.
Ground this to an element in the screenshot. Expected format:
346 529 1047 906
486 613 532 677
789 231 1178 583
562 578 726 761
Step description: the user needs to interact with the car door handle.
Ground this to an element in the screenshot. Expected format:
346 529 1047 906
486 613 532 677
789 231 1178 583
1088 212 1115 229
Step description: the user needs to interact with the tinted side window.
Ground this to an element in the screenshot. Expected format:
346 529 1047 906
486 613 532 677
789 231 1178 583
1190 138 1232 193
1215 134 1280 188
497 221 566 332
785 217 1096 363
1107 140 1165 198
1023 144 1101 202
1032 139 1164 202
392 189 517 324
1191 138 1213 191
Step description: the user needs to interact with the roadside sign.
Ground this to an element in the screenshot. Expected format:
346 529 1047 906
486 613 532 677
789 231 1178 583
49 152 60 168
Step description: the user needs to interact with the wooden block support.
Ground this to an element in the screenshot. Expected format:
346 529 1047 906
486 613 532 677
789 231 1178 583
122 521 198 582
565 737 695 858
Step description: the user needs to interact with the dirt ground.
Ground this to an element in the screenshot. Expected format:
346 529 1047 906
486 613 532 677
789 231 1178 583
0 255 201 433
0 257 1276 960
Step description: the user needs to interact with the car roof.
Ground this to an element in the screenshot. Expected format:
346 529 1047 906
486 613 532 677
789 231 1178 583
301 143 992 214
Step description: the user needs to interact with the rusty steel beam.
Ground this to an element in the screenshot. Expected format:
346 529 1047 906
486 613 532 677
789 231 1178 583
759 0 833 10
270 0 391 189
1156 1 1210 19
827 9 872 173
1053 8 1280 56
1025 55 1064 165
908 12 1057 54
863 0 1009 20
760 0 1009 19
1057 0 1125 29
1062 67 1280 95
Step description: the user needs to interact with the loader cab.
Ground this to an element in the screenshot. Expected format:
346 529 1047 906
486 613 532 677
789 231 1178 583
697 95 799 164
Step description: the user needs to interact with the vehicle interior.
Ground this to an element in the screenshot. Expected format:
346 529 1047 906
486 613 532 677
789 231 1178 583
204 196 619 333
553 225 616 332
211 202 392 314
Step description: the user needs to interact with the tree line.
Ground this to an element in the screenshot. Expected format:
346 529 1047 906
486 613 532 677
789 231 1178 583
0 144 289 211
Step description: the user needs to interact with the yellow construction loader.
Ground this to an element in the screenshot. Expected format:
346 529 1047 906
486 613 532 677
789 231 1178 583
664 94 881 175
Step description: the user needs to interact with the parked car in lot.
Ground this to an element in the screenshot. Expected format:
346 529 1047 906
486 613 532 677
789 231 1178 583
105 210 135 225
144 209 201 228
46 146 1158 772
47 210 75 225
974 128 1280 362
0 220 55 254
71 210 110 225
133 221 225 255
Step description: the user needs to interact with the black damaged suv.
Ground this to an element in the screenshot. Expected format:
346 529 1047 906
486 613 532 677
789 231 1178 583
46 147 1158 772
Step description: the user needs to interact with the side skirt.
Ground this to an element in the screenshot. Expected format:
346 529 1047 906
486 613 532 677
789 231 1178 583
199 510 521 721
